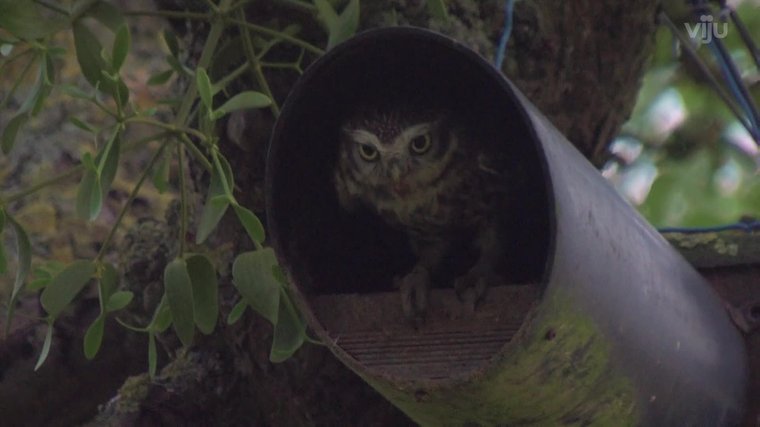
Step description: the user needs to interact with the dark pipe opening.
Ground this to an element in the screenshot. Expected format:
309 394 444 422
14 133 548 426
267 28 552 379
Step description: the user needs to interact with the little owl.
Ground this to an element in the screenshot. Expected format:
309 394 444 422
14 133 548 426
333 104 508 322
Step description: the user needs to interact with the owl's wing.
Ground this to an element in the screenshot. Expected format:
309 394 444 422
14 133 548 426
333 168 359 212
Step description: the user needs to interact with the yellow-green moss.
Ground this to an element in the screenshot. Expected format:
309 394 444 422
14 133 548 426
357 290 639 426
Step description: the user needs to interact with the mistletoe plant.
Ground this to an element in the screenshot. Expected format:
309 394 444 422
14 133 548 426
0 0 370 376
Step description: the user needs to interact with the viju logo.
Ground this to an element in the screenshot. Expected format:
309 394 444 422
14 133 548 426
684 15 728 44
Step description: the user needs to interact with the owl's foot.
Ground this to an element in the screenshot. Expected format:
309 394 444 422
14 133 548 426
454 270 493 313
394 267 430 326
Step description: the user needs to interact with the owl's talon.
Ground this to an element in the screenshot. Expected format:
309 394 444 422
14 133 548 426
395 267 430 323
454 272 490 312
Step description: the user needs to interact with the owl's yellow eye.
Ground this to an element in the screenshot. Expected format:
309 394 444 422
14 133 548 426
410 133 432 155
358 144 379 161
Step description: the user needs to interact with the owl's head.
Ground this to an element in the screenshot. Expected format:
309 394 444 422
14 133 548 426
338 109 458 198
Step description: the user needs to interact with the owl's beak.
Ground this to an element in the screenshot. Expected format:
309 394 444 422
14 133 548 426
388 159 403 182
387 160 410 196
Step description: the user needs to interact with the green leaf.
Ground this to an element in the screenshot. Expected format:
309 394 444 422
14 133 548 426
163 29 179 58
99 262 119 305
42 52 55 86
72 19 128 106
40 260 96 319
315 0 360 49
164 258 195 347
0 209 5 274
186 254 218 335
232 249 280 325
34 323 53 371
227 299 248 325
106 291 134 312
1 43 13 56
196 154 234 244
148 331 157 378
84 0 125 31
76 169 103 220
59 84 93 100
97 131 121 197
149 293 173 333
4 215 31 335
28 260 64 292
72 20 108 90
196 67 213 111
314 0 339 29
426 0 448 19
270 289 306 362
216 92 272 117
151 149 170 193
147 69 174 86
112 24 130 72
233 204 265 244
83 315 104 359
69 117 96 133
81 151 96 171
0 0 63 40
2 112 28 154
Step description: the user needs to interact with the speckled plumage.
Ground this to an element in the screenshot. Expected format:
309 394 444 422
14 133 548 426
333 106 507 320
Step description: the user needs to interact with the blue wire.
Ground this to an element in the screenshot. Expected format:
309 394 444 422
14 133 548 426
707 40 760 140
658 221 760 234
494 0 515 69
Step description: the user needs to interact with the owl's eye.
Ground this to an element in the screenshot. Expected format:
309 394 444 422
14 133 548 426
409 133 432 155
358 144 379 161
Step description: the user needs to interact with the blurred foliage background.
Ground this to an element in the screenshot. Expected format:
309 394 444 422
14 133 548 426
605 0 760 228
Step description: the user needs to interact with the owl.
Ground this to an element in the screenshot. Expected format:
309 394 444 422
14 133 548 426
333 105 509 322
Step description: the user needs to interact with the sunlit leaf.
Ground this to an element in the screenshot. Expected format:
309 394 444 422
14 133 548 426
76 169 102 220
34 323 53 371
100 262 119 303
4 215 31 335
216 91 272 117
233 204 265 244
232 249 280 325
315 0 360 49
27 260 64 292
97 131 120 199
227 299 248 325
40 260 96 319
83 315 104 359
164 258 195 347
106 291 134 312
112 24 130 72
196 154 234 244
186 254 218 334
149 294 173 333
196 67 213 110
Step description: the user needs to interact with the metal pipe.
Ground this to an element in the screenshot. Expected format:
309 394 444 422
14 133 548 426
266 27 748 426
